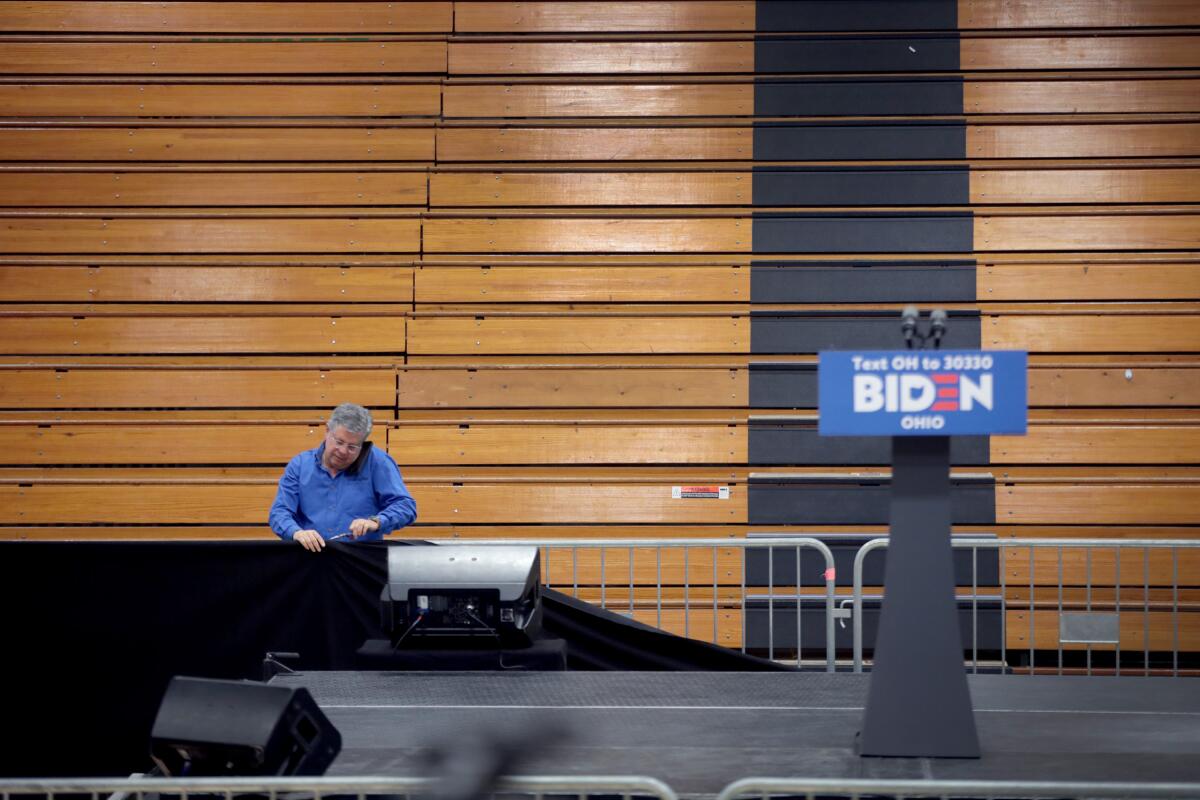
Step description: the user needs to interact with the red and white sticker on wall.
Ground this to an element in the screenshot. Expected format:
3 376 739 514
671 485 730 499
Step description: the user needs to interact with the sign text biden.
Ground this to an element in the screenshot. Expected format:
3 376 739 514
819 350 1027 437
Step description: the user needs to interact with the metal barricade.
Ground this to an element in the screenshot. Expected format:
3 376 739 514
0 775 679 800
717 776 1200 800
424 537 838 671
852 537 1200 675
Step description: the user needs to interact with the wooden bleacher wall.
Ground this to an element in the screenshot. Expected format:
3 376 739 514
0 1 1197 657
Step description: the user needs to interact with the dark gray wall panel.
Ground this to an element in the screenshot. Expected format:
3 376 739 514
756 0 958 32
750 310 981 353
755 36 959 73
744 597 1002 654
753 122 966 160
755 80 964 116
750 362 818 408
752 168 969 207
748 424 989 465
747 474 996 525
751 213 973 253
751 261 976 303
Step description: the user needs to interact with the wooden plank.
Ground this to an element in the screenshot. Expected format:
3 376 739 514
415 524 757 540
408 316 746 355
430 172 747 207
0 84 441 118
1028 366 1199 407
1004 587 1200 606
1002 546 1200 589
0 368 396 408
0 525 275 541
411 483 745 523
396 409 752 422
539 546 743 587
0 2 452 33
999 525 1200 542
0 410 340 422
423 218 747 253
994 426 1200 465
965 79 1200 114
443 84 752 118
449 42 753 75
455 38 1199 75
968 123 1200 159
1006 609 1200 652
436 126 751 161
959 0 1200 29
0 172 427 208
1 523 1178 543
0 42 447 75
971 169 1200 205
0 423 326 464
389 424 745 465
439 168 1200 206
445 80 1196 118
988 315 1200 353
0 302 405 316
441 123 1198 162
976 215 1200 252
0 266 414 302
0 317 406 354
454 2 755 33
962 36 1200 70
398 367 747 408
999 485 1200 525
391 419 1200 465
980 263 1200 301
414 266 747 302
566 588 750 605
390 421 1200 465
0 127 435 161
0 218 421 254
631 607 739 645
0 483 274 524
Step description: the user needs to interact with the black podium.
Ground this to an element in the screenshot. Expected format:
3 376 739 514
858 435 980 757
817 308 1027 759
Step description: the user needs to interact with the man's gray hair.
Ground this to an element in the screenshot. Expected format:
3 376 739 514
327 402 372 437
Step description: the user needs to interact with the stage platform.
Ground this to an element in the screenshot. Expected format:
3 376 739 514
273 671 1200 795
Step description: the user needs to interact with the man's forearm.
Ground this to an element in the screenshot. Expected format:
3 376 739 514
376 497 417 532
268 510 302 540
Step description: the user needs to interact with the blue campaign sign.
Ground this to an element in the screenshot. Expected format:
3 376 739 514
819 350 1028 436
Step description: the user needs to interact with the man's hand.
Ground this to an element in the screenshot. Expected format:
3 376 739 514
349 517 381 539
293 529 325 553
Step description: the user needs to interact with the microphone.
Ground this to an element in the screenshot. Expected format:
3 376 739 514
901 305 920 349
929 308 948 349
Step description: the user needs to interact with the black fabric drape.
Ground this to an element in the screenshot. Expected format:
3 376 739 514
0 540 784 778
1 541 385 777
543 589 793 671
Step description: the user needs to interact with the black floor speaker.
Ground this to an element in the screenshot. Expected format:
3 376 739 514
150 676 341 776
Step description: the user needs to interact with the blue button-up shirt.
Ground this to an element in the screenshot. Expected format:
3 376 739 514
268 443 417 541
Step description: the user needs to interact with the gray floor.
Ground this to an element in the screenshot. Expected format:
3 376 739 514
274 671 1200 795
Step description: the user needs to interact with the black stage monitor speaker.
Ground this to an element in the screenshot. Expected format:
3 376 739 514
150 676 341 776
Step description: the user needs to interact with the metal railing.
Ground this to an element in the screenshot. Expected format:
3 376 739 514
0 775 679 800
419 536 1197 676
852 537 1200 676
425 537 838 670
6 774 1200 800
717 776 1200 800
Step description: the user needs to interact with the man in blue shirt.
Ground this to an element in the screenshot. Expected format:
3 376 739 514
269 402 417 552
